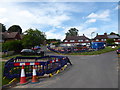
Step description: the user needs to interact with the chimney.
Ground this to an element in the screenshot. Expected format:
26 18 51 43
96 33 98 36
83 34 85 36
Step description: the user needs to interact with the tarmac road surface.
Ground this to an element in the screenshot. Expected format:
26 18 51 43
13 50 118 88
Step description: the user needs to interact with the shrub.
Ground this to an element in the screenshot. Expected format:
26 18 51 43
2 40 23 53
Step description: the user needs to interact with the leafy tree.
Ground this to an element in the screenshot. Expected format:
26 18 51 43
46 39 61 44
2 40 23 53
110 32 120 37
8 25 22 34
22 28 46 48
0 23 6 32
106 38 115 44
65 28 79 37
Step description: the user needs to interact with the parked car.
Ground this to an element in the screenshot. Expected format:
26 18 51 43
20 49 44 56
20 49 35 55
116 48 120 54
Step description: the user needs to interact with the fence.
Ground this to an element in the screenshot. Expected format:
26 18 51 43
3 55 71 79
47 46 94 54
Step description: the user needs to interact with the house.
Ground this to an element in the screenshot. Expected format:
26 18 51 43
93 33 108 42
93 32 120 44
107 34 120 44
62 34 90 46
1 32 21 42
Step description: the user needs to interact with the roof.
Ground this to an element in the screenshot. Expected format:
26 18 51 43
94 34 108 39
108 35 120 39
2 32 19 39
64 35 90 40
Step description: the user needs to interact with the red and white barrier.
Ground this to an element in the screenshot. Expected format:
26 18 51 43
49 58 60 63
14 62 40 66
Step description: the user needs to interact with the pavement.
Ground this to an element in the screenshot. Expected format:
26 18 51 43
13 49 118 88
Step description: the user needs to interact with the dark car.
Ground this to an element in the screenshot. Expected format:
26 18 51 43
116 48 120 54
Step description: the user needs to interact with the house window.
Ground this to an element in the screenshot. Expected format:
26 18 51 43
86 39 89 41
64 40 68 42
104 39 106 41
96 39 99 41
78 40 83 42
70 40 75 42
101 39 105 41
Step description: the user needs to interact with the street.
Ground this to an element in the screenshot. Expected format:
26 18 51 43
14 50 118 88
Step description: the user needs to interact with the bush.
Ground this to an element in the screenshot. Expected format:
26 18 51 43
2 40 23 53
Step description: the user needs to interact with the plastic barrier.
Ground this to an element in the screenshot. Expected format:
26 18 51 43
3 55 71 79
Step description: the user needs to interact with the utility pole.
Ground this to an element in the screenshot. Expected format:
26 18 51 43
90 32 95 48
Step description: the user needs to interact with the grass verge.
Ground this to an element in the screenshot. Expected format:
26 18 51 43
2 54 42 60
0 62 13 86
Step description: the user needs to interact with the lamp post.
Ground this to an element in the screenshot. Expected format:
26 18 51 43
90 32 95 48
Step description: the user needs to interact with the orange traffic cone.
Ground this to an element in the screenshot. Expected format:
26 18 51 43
31 66 39 83
19 65 27 84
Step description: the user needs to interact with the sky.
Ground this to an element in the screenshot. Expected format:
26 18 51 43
0 1 119 40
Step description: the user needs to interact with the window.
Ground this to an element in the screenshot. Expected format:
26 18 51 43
101 39 104 41
78 40 83 42
70 40 75 42
86 39 89 41
64 40 68 42
104 39 106 41
96 39 99 41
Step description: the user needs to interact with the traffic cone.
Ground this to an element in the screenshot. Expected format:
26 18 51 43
31 66 39 83
19 65 27 84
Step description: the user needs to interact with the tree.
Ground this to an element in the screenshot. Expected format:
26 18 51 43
8 25 22 34
110 32 120 37
106 38 114 45
22 28 46 48
2 40 23 53
65 28 79 37
0 23 6 32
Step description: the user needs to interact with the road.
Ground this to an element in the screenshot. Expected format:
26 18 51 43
14 50 118 88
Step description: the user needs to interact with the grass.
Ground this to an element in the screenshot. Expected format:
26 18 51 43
68 46 119 55
0 61 13 86
2 54 42 60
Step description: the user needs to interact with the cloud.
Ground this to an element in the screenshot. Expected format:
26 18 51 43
45 29 65 40
0 2 72 32
87 9 110 21
0 8 7 14
79 27 98 38
0 18 8 23
85 19 96 23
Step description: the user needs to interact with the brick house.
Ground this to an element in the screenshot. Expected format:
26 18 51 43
107 34 120 44
93 33 120 44
62 34 90 46
93 33 108 42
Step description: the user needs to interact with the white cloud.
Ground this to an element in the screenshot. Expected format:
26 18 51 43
79 27 98 38
0 2 72 32
85 19 96 23
0 8 7 14
45 29 65 40
87 9 110 21
0 18 8 23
